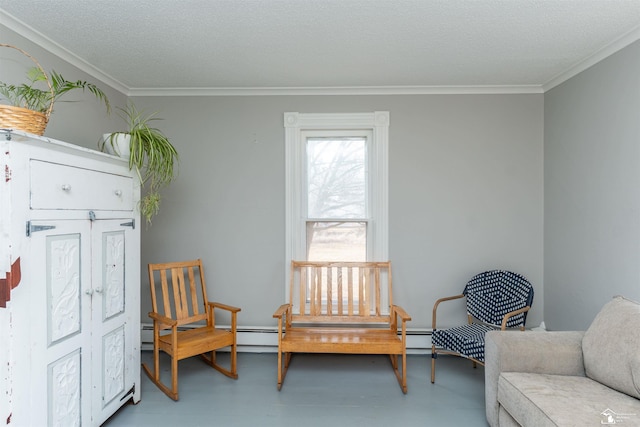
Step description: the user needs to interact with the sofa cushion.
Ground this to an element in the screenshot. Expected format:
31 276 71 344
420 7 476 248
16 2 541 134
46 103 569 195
498 372 640 426
582 296 640 399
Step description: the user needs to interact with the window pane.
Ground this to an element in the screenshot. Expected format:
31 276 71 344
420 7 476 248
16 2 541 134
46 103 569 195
306 137 366 219
306 222 366 261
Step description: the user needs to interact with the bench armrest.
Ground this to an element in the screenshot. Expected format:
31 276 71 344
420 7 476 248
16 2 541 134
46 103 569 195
208 301 241 313
484 330 586 427
273 304 290 319
393 305 411 322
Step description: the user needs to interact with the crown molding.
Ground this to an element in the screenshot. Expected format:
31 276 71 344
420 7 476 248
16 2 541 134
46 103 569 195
543 24 640 92
128 84 544 97
1 9 130 95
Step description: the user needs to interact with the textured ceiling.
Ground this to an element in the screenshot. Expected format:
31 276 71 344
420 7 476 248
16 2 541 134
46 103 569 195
1 0 640 93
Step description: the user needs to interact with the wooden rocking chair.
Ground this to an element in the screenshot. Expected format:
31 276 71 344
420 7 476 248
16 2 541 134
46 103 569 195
142 259 241 400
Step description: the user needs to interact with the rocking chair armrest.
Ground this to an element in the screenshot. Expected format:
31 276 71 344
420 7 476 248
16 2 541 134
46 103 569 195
273 304 290 319
500 305 531 330
208 301 241 313
432 294 465 330
148 311 177 327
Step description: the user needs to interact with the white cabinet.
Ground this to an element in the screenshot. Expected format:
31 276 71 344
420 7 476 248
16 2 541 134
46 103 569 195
0 130 141 426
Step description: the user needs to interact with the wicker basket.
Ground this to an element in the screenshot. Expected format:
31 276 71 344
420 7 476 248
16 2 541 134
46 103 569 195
0 44 54 136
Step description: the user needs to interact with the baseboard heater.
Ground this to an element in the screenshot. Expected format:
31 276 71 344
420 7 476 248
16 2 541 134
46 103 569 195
140 324 433 354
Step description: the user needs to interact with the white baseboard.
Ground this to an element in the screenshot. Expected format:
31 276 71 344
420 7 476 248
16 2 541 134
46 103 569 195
140 324 433 354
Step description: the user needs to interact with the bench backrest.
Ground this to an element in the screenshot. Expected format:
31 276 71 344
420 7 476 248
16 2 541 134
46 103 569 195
288 261 393 326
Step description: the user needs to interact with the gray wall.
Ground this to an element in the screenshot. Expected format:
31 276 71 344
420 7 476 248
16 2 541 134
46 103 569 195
544 40 640 330
3 24 544 331
132 94 544 329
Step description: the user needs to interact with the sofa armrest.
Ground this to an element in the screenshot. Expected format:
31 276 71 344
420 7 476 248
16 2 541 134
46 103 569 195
484 330 586 427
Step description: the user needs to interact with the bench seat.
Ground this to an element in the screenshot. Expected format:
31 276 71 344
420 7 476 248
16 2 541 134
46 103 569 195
280 327 404 354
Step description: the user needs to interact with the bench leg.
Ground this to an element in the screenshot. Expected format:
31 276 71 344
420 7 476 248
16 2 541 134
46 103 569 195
388 353 408 394
389 354 397 370
277 350 292 391
277 348 283 390
401 351 407 393
285 352 292 368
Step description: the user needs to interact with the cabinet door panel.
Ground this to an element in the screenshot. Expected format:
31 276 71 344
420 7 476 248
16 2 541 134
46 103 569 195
48 349 82 427
102 325 126 404
102 230 126 320
48 233 83 344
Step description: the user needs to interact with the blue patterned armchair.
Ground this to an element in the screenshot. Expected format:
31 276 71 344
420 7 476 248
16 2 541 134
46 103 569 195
430 270 534 383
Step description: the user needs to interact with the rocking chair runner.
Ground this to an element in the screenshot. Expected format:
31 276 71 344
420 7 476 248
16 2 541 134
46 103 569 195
143 259 241 400
430 270 534 383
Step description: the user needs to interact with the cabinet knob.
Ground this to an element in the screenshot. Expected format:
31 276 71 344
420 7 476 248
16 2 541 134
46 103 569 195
114 189 122 197
61 184 72 192
85 289 94 296
95 287 103 294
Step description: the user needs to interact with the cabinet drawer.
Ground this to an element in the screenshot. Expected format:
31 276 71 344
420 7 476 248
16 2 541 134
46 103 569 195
30 160 135 210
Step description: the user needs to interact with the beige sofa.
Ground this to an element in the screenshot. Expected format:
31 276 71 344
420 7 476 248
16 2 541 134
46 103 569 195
485 296 640 426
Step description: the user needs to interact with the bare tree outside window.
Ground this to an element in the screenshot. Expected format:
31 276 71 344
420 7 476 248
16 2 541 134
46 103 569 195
306 137 367 261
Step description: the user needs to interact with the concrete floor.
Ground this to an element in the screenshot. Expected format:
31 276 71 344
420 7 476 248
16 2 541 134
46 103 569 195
104 352 488 427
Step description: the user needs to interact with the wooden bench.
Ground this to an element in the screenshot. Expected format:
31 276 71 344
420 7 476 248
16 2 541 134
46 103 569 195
272 261 411 393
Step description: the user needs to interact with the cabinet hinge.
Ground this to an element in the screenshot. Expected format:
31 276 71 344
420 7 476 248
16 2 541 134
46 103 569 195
26 221 56 236
120 219 135 229
120 384 135 402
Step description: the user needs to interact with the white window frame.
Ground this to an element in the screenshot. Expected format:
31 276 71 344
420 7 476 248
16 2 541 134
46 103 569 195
284 111 389 264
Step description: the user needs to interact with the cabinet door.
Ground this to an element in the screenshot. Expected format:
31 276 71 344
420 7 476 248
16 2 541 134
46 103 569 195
91 219 138 426
27 220 93 427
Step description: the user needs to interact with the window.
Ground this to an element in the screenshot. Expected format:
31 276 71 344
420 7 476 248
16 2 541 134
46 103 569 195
285 112 389 264
306 132 368 261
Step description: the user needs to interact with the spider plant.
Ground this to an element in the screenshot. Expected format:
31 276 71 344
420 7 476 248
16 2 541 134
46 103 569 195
100 102 179 225
0 66 110 114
